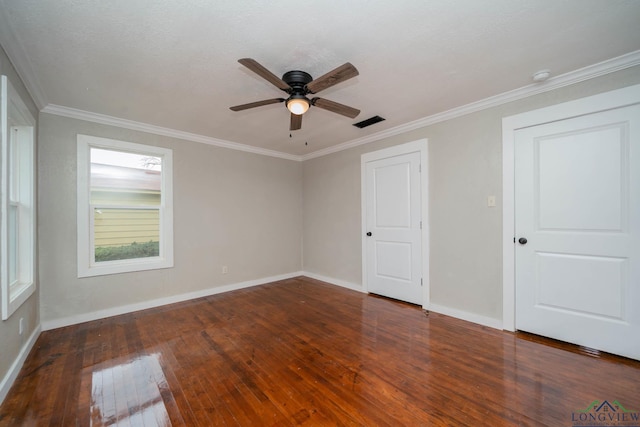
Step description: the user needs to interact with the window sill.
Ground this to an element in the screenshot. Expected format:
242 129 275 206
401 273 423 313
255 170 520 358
2 281 35 320
78 257 174 278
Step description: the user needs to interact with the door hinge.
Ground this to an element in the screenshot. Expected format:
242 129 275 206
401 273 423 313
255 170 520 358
419 164 422 173
513 237 516 243
421 278 423 286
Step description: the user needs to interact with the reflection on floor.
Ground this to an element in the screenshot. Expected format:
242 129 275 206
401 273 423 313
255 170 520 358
88 353 169 426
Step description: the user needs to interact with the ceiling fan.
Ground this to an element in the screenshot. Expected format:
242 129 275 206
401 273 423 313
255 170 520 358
230 58 360 131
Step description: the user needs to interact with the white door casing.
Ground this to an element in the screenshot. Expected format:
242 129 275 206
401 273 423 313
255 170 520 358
503 84 640 360
361 139 428 306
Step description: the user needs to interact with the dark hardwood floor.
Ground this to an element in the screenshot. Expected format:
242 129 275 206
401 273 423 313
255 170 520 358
1 276 639 426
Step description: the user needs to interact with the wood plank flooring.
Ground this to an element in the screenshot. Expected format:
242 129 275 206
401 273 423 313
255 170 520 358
1 276 639 426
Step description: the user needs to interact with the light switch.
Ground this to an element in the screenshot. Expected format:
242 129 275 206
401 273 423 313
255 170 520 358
487 196 496 207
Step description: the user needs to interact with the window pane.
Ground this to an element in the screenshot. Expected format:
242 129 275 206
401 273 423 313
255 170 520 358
9 128 18 202
90 148 161 206
90 147 162 262
94 207 160 262
8 205 17 284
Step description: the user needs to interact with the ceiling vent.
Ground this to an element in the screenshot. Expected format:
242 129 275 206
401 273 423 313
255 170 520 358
353 115 385 129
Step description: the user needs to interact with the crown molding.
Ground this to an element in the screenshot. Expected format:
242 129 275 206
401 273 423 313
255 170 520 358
41 104 302 161
21 44 640 163
301 49 640 161
0 8 48 110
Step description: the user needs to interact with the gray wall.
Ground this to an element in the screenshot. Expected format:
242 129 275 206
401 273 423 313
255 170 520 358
0 45 40 389
38 114 303 323
302 66 640 323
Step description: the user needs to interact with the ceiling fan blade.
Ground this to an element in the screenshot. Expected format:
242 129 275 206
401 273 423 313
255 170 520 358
305 62 359 94
312 98 360 119
290 113 302 131
230 98 285 111
238 58 290 91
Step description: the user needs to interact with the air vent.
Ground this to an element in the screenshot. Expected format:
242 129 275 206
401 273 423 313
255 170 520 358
353 115 385 129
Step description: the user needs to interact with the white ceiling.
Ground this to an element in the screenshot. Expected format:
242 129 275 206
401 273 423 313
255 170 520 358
1 0 639 158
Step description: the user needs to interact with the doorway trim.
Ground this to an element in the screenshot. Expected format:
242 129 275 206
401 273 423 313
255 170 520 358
361 139 429 308
502 83 640 331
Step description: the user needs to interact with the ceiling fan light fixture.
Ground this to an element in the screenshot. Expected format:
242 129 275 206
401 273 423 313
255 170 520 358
286 95 310 115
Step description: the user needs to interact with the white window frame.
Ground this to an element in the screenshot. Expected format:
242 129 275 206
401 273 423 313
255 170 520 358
1 75 36 320
77 134 174 277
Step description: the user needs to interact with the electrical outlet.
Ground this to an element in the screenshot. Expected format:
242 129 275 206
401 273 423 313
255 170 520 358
19 317 24 335
487 195 496 207
222 265 228 274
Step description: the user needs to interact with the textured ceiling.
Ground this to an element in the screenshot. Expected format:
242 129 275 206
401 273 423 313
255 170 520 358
1 0 639 157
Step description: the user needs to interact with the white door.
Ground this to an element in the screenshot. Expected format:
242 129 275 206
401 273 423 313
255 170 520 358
515 104 640 360
364 151 422 304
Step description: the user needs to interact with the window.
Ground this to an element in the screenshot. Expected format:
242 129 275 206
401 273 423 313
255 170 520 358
1 75 36 320
77 135 173 277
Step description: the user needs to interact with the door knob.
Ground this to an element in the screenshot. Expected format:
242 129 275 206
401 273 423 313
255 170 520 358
518 237 527 245
366 232 372 237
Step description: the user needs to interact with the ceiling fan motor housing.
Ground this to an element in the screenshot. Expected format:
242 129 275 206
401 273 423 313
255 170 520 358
282 70 313 94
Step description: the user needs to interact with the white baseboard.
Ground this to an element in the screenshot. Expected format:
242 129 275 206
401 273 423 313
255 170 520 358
42 271 304 331
427 303 502 330
302 271 364 293
0 324 41 405
301 273 503 330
